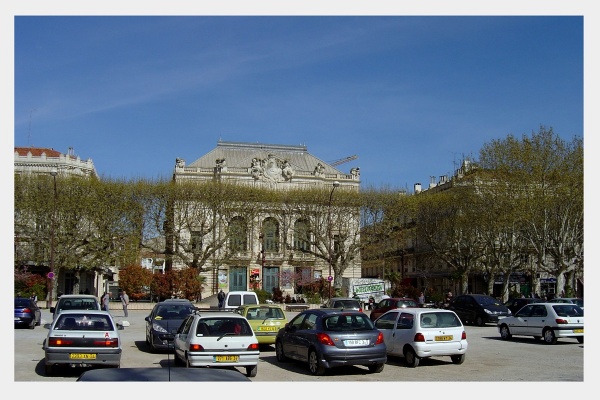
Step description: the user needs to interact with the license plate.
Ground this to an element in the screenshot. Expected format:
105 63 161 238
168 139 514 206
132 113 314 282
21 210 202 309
214 355 239 362
573 329 583 333
258 326 277 331
435 335 453 341
344 339 369 346
70 353 96 360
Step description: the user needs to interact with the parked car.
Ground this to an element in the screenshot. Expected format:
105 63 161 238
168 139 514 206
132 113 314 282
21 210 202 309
373 308 468 367
50 294 101 321
369 297 419 321
223 291 259 309
14 297 41 329
275 308 386 375
145 299 195 352
234 304 288 346
43 309 123 376
320 297 362 312
504 297 540 315
550 297 584 310
447 294 511 326
498 302 583 344
173 310 260 377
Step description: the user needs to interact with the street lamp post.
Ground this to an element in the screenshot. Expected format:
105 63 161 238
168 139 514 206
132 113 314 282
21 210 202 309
327 181 340 300
48 168 58 308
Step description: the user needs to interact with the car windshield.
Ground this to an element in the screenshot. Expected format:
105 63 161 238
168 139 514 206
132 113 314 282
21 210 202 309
332 300 360 309
55 313 114 331
324 314 373 331
476 296 500 306
155 305 194 320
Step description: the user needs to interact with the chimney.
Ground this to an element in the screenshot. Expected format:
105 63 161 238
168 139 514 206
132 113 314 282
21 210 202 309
414 183 421 194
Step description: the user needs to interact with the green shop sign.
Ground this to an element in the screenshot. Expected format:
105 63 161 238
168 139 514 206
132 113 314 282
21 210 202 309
353 282 384 295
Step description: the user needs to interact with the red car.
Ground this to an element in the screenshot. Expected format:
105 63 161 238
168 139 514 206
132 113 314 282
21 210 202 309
369 297 418 321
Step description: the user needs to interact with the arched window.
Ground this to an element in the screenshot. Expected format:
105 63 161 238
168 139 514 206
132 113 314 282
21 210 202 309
262 217 279 252
228 216 247 252
294 219 311 252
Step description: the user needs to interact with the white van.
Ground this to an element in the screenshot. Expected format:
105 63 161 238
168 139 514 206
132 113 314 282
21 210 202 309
224 291 259 309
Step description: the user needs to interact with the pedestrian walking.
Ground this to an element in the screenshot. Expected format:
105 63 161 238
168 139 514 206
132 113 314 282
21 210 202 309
102 292 110 312
120 290 129 317
217 289 226 309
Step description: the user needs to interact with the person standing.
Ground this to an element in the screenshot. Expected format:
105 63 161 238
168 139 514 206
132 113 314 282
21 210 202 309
102 292 110 312
217 289 226 309
120 290 129 317
418 292 425 307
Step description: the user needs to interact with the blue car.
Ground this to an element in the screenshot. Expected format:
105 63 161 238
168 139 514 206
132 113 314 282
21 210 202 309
15 297 41 329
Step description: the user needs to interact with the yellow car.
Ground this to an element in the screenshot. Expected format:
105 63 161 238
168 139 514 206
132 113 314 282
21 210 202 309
235 304 288 345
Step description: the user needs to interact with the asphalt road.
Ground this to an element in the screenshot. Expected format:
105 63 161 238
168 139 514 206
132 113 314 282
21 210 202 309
13 309 584 384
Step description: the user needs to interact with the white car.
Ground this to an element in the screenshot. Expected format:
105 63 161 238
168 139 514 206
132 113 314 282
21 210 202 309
173 311 260 377
43 309 123 376
497 302 583 344
373 308 468 367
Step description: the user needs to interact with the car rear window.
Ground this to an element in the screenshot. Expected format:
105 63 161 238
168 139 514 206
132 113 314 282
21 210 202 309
55 314 114 331
553 305 583 317
196 317 254 336
324 314 373 331
420 312 462 328
58 298 100 311
246 307 285 320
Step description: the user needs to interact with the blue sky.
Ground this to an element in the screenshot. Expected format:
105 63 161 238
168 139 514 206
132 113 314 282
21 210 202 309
11 11 584 190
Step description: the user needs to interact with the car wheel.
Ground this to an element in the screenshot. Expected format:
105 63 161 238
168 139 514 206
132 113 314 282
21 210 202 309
499 325 512 340
246 365 258 377
368 363 385 373
275 341 288 362
404 347 420 368
475 316 484 327
44 364 53 376
308 349 326 375
576 337 584 344
451 354 466 364
174 351 184 366
543 329 557 344
29 320 35 329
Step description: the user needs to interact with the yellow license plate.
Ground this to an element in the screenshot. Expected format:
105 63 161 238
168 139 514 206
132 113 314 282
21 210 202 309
214 355 239 362
259 326 277 331
435 335 453 341
70 353 96 360
573 329 583 333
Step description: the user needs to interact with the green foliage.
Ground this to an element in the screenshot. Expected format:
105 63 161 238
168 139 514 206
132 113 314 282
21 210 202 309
253 289 271 303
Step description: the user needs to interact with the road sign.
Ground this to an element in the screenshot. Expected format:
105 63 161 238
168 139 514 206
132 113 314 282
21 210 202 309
47 272 55 279
327 276 333 282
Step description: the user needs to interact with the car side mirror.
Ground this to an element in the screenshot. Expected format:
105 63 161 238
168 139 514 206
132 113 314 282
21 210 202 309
50 307 55 313
145 316 151 322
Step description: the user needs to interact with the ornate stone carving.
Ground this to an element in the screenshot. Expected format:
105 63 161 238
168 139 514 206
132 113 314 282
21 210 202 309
249 154 294 183
175 158 185 168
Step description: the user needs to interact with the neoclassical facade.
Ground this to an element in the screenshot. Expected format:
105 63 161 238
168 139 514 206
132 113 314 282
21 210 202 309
171 141 362 297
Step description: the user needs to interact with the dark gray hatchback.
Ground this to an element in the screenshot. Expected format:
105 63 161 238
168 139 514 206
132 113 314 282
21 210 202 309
275 308 386 375
145 299 195 352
